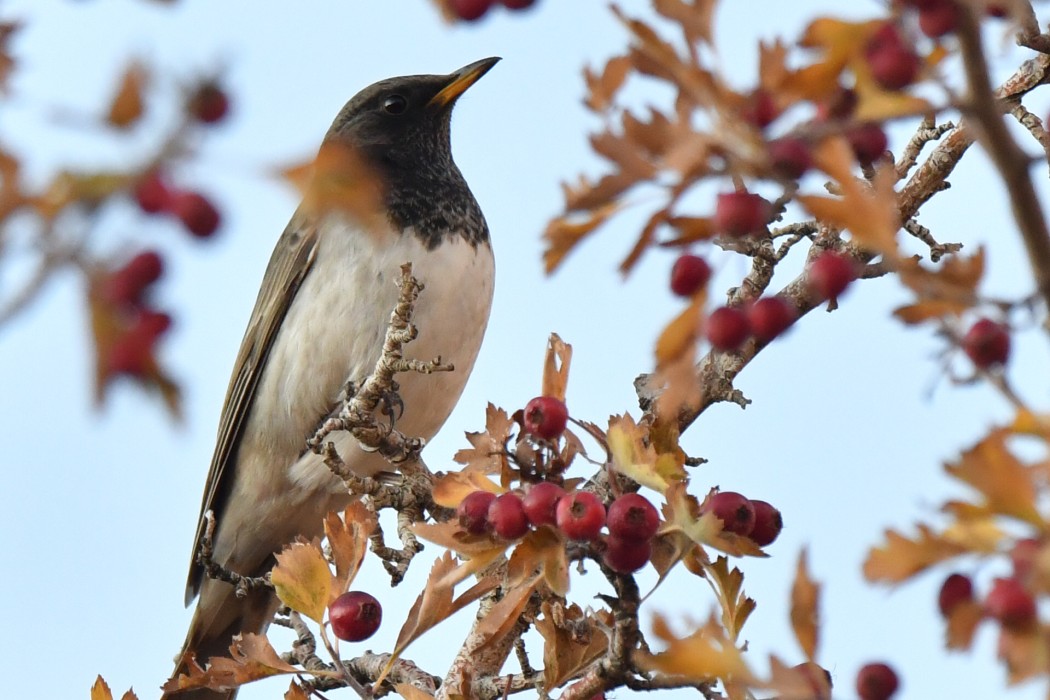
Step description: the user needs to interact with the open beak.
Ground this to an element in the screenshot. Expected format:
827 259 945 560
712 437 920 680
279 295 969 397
429 57 501 108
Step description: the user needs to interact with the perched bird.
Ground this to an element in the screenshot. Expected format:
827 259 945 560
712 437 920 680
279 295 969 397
163 57 500 699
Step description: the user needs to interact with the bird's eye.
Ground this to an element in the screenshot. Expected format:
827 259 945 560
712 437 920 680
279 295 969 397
382 95 408 115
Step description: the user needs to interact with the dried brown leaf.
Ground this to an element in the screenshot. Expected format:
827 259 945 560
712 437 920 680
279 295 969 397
863 524 968 583
91 677 114 700
536 602 611 689
544 202 621 274
635 614 755 684
325 501 376 598
585 55 632 112
541 333 573 401
450 403 514 476
946 428 1041 525
654 0 717 47
162 635 300 693
790 548 820 661
106 61 147 128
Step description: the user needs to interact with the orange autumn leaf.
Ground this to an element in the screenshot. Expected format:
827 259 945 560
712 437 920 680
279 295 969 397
894 248 984 323
541 333 573 402
945 599 983 651
798 137 901 258
106 61 148 129
449 402 514 478
702 555 756 642
543 202 622 274
584 55 632 112
655 294 703 367
162 634 303 694
608 414 687 494
790 549 821 661
91 677 114 700
508 526 570 596
324 501 376 598
946 429 1042 526
535 602 612 689
284 681 311 700
863 524 968 583
635 614 756 685
653 0 718 48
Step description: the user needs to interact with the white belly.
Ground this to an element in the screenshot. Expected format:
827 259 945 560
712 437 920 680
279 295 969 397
240 218 494 500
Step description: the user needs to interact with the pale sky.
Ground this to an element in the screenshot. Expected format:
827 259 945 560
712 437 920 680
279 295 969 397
2 1 1047 699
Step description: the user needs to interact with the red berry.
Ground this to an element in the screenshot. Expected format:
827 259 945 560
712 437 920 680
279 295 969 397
705 491 755 536
985 577 1037 628
100 251 164 307
329 591 382 642
741 89 779 130
918 0 959 38
457 490 496 534
1011 538 1041 581
792 662 832 699
188 81 230 125
987 4 1008 18
748 297 795 343
856 662 900 700
847 122 888 166
488 492 529 540
808 251 855 302
107 329 154 377
962 318 1010 368
748 499 783 546
714 192 771 237
522 482 566 528
170 191 221 239
768 137 813 179
938 573 974 617
670 254 712 297
501 0 536 8
523 396 569 440
449 0 493 20
607 493 660 543
865 23 921 91
706 306 751 351
556 491 606 541
604 534 652 573
816 87 857 122
133 171 171 214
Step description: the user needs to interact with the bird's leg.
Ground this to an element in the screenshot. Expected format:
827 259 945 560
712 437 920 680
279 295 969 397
196 510 273 597
376 379 405 433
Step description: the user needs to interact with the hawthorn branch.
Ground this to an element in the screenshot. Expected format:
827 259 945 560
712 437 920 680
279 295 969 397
955 9 1050 317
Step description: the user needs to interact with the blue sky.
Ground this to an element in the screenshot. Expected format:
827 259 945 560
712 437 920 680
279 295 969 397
2 1 1048 699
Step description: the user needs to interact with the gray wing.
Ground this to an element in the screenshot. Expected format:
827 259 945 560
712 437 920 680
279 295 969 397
184 210 320 605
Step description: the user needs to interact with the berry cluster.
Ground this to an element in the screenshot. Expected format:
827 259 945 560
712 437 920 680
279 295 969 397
328 590 382 642
97 251 173 378
702 491 783 547
448 0 535 22
133 170 222 239
938 563 1039 630
456 485 663 574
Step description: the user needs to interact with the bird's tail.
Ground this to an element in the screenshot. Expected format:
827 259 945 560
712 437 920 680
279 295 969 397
161 578 280 700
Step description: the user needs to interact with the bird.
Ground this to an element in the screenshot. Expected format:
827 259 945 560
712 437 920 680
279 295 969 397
162 57 500 699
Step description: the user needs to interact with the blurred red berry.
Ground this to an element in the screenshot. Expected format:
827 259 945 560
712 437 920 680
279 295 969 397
450 0 493 20
985 577 1037 628
1011 538 1042 582
961 318 1010 368
133 171 172 214
808 251 855 302
918 0 959 38
847 122 888 166
865 23 921 90
171 191 221 239
502 0 536 8
748 297 795 343
856 662 900 700
741 89 779 129
488 492 529 540
523 395 569 440
457 490 497 534
714 192 771 237
670 254 712 297
705 491 755 536
706 306 751 351
556 491 605 541
748 499 783 546
604 535 652 573
768 137 813 179
938 572 974 617
329 591 382 642
607 493 660 543
100 250 164 307
189 81 230 125
522 482 566 528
